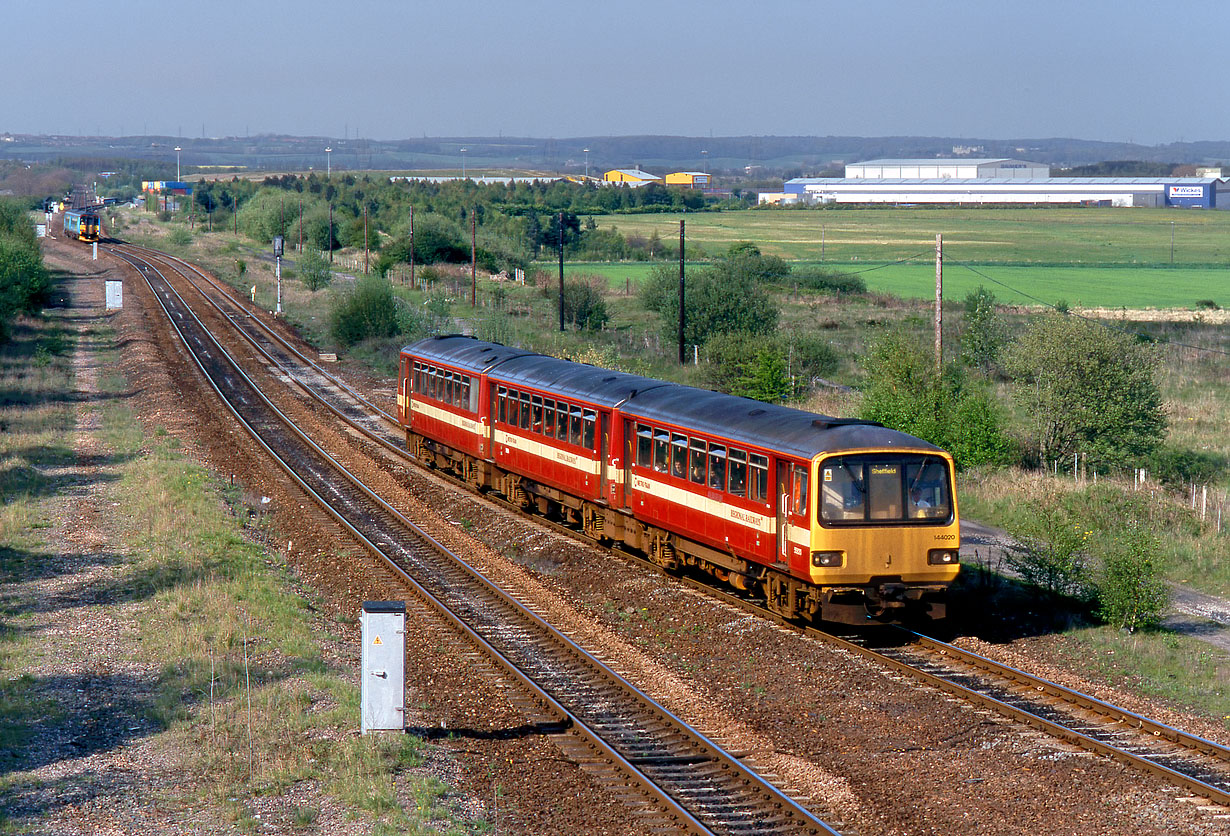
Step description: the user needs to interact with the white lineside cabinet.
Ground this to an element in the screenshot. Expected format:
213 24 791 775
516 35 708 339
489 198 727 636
360 601 406 734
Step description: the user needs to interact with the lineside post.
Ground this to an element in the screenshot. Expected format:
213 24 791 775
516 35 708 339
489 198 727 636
934 233 943 375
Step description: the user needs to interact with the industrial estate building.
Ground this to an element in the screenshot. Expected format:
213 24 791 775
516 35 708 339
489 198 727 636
774 158 1228 209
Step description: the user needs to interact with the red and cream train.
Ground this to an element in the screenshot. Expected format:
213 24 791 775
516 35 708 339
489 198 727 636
398 335 960 624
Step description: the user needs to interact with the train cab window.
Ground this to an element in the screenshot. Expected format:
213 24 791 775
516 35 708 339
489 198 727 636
906 460 951 520
583 409 596 450
670 434 688 479
689 438 707 484
821 462 866 521
867 463 903 520
636 424 653 468
791 465 809 517
497 387 507 423
520 393 532 430
653 429 670 473
707 445 727 492
531 396 543 433
542 399 555 437
728 449 747 498
749 454 769 502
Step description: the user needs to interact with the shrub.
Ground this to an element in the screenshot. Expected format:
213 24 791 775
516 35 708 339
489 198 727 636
1004 501 1095 601
166 228 193 247
298 249 332 292
1094 523 1170 631
790 267 866 294
329 277 404 348
960 285 1008 376
1146 446 1227 489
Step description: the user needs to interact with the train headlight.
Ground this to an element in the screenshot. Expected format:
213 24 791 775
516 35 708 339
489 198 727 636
928 549 960 565
811 551 843 568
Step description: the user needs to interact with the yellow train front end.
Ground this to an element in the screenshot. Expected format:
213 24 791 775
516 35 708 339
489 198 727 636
806 448 960 624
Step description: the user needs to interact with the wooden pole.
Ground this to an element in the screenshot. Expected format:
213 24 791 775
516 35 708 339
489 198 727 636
408 206 415 289
558 212 565 332
678 220 686 364
934 233 943 376
471 210 477 306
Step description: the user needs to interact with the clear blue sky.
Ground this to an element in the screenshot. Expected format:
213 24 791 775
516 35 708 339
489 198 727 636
8 0 1225 143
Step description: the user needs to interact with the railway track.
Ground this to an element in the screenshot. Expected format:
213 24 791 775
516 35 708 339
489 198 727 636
113 242 1230 818
111 243 844 835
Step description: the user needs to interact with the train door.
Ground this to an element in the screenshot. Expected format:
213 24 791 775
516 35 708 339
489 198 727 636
775 461 790 565
598 412 610 500
399 358 410 424
483 380 497 458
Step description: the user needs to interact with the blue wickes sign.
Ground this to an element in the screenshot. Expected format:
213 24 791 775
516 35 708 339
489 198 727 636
1169 185 1204 198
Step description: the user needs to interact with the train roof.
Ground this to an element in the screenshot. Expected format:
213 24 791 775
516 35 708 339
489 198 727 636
619 386 939 459
402 335 944 459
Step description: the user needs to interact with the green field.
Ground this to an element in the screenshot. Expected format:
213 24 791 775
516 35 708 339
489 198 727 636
573 207 1230 309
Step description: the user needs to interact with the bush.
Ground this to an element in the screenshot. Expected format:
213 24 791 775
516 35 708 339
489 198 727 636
166 227 193 247
961 285 1008 376
859 328 1014 468
702 332 838 402
330 277 405 348
790 267 866 294
1005 501 1095 601
1094 523 1170 631
298 249 332 292
1147 446 1227 488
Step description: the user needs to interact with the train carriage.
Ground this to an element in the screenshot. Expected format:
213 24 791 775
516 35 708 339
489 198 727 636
62 208 101 243
400 335 960 625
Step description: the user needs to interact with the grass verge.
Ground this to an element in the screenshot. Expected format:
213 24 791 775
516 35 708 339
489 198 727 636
0 282 482 833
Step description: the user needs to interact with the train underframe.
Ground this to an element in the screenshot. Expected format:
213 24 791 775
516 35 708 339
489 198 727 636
411 431 947 626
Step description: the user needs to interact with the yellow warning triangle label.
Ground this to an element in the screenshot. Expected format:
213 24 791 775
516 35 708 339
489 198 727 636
372 636 383 645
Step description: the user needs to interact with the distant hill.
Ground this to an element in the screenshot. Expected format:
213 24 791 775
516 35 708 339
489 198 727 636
2 133 1228 177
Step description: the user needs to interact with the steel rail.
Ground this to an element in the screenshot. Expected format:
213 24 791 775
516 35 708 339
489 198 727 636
115 246 841 836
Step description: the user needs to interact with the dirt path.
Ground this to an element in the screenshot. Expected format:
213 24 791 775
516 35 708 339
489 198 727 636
1 243 199 833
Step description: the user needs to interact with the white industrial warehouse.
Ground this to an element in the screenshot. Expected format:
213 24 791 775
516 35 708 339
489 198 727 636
773 159 1228 209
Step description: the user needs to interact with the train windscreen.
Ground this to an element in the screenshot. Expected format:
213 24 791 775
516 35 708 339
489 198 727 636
819 454 952 524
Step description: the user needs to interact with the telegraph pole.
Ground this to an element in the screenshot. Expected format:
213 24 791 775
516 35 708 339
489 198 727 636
470 210 477 306
934 233 943 375
678 220 686 364
408 206 415 288
558 211 565 332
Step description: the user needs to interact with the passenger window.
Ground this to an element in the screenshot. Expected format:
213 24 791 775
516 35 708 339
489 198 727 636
583 409 596 450
444 371 454 405
497 387 507 423
569 406 583 446
557 401 571 441
689 438 706 484
531 396 543 433
653 429 670 473
749 453 768 502
636 424 653 468
671 434 688 479
792 465 809 516
507 389 520 427
707 445 726 491
428 368 438 400
520 393 532 430
543 399 555 437
728 449 747 498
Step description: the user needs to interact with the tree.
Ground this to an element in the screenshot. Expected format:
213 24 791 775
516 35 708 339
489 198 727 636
960 285 1008 376
298 249 332 292
1005 313 1166 471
